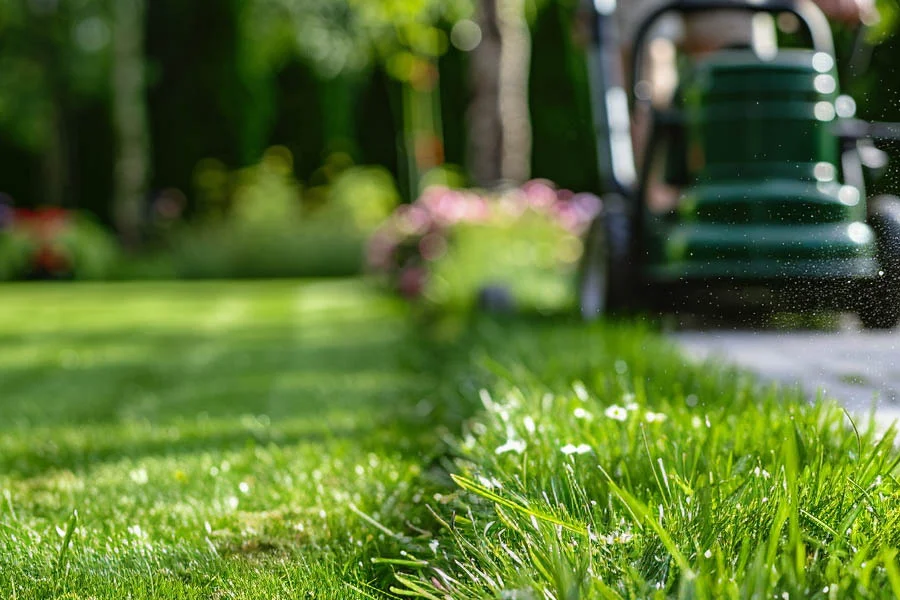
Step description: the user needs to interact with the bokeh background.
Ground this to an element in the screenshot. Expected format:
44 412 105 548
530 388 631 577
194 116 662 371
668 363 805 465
0 0 898 287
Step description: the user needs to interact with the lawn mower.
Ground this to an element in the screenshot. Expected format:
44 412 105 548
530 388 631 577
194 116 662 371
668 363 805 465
579 0 900 328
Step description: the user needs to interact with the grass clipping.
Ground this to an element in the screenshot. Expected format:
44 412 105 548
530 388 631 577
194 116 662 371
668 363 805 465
388 319 900 599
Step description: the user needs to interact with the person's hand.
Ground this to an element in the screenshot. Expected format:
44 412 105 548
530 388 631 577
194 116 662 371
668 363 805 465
813 0 878 24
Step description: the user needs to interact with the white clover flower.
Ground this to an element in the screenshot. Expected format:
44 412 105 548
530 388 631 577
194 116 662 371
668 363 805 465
573 407 593 420
604 405 628 421
129 468 149 485
573 381 590 402
704 549 713 559
601 530 634 544
645 412 668 423
561 443 593 455
496 439 527 455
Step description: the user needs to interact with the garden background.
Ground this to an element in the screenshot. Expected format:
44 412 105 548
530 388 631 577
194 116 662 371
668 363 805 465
0 0 896 283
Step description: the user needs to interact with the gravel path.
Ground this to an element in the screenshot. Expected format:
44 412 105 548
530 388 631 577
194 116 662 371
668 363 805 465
674 322 900 428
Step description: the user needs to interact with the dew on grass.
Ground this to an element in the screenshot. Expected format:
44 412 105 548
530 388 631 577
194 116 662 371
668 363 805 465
495 439 526 455
686 394 699 407
523 416 536 434
573 381 590 401
753 467 771 479
479 389 494 410
561 443 592 455
129 468 149 485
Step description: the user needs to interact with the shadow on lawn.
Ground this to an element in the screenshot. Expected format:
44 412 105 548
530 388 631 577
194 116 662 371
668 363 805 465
0 317 462 479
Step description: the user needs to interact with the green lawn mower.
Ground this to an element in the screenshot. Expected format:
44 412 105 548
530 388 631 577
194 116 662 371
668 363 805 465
579 0 900 327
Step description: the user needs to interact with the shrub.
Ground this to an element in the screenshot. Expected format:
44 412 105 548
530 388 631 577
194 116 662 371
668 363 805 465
0 209 119 281
170 148 400 279
369 180 600 311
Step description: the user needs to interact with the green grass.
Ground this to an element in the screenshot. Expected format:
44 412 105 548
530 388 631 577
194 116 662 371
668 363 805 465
0 280 460 598
3 281 900 599
389 319 900 599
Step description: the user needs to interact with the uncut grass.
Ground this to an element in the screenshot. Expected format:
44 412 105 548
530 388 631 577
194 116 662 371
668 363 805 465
391 318 900 599
0 280 461 599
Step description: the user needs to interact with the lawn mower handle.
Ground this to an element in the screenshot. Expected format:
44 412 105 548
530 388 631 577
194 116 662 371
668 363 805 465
630 0 835 100
835 119 900 141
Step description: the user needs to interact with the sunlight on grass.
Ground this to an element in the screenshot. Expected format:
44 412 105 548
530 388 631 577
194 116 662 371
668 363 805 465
5 281 900 598
0 280 442 599
389 319 900 599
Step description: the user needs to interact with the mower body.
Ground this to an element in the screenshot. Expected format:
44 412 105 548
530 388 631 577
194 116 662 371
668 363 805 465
644 49 877 291
579 0 900 322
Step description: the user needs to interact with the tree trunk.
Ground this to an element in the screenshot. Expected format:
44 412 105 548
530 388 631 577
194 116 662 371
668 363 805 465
497 0 532 184
43 103 68 207
467 0 503 187
113 0 151 247
467 0 532 188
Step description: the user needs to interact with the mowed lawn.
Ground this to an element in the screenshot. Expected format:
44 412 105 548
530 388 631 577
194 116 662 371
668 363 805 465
0 280 450 599
5 280 900 599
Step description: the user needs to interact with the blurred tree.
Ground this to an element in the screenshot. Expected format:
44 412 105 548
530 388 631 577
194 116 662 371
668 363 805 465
468 0 533 187
112 0 150 246
146 0 274 207
250 0 474 197
0 0 112 207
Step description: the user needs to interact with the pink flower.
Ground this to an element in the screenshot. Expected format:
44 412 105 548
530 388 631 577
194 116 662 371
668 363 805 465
398 266 428 298
398 204 432 236
366 230 397 271
419 233 448 262
521 179 558 209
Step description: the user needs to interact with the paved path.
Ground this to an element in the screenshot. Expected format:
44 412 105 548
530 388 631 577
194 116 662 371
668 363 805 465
674 322 900 428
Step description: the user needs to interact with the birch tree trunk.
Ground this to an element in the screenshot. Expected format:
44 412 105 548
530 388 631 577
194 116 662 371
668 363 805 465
112 0 151 247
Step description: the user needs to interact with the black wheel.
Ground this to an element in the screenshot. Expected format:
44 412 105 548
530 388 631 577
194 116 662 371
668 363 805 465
578 194 634 321
858 195 900 329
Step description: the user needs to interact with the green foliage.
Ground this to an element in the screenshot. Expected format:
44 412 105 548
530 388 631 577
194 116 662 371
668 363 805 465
249 0 474 81
371 182 596 309
428 216 581 311
171 147 400 279
323 165 402 230
0 212 119 281
172 220 366 279
0 0 111 150
56 214 120 280
0 228 35 280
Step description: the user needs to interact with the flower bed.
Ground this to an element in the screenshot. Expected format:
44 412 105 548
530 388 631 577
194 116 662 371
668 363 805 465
369 180 601 310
